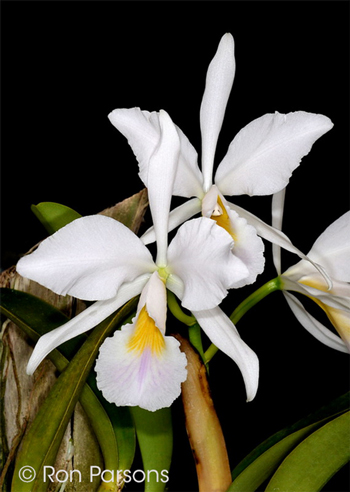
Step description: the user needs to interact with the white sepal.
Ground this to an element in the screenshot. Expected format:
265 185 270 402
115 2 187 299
200 33 236 192
193 307 259 401
147 110 180 266
284 292 349 353
26 274 151 375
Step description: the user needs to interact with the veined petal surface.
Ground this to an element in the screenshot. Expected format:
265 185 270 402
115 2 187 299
200 33 235 191
193 307 259 401
167 217 249 311
215 111 333 196
17 215 155 300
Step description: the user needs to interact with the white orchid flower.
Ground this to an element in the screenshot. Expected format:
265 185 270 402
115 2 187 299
108 33 333 286
272 189 350 353
17 110 259 411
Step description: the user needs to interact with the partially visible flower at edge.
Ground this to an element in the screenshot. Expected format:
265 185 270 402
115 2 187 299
16 110 259 411
108 32 334 287
272 188 350 353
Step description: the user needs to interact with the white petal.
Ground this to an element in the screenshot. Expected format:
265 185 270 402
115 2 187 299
109 108 203 199
95 316 187 412
108 108 160 186
193 307 259 401
307 211 350 282
140 198 202 246
147 110 181 266
202 187 265 287
26 274 150 375
167 217 249 311
173 125 204 198
215 111 333 196
17 215 155 300
226 207 265 287
284 292 349 353
200 33 236 191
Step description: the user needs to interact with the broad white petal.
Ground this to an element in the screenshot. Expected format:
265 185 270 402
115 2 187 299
193 307 259 401
108 108 160 186
307 211 350 282
26 274 150 375
215 111 333 196
271 188 287 274
95 314 187 412
17 215 155 300
202 187 265 287
141 198 202 246
284 292 349 353
200 33 236 191
167 217 249 311
147 110 181 266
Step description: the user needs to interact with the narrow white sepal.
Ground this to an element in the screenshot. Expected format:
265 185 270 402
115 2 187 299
147 110 181 266
200 33 236 192
284 292 349 353
193 307 259 401
26 274 150 375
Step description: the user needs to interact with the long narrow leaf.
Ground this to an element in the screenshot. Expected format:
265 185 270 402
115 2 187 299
230 391 349 486
1 287 136 491
9 296 137 492
265 411 350 492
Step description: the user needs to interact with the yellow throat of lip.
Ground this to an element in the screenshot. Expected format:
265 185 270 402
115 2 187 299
127 305 165 356
210 196 237 241
299 278 350 344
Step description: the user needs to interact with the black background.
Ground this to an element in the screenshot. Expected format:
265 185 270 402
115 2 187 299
1 1 349 491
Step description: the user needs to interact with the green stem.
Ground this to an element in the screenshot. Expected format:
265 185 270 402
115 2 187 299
167 290 196 326
204 277 282 364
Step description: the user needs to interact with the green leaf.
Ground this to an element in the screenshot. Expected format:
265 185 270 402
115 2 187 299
131 407 172 491
31 202 82 234
6 293 137 492
229 392 349 492
1 288 136 488
265 411 350 492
